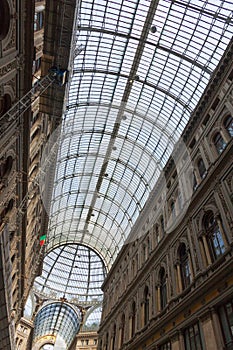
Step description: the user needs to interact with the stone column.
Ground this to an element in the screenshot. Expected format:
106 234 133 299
157 286 161 313
141 301 145 327
128 314 132 339
176 263 183 293
118 328 122 350
202 235 212 265
220 128 229 144
188 251 194 281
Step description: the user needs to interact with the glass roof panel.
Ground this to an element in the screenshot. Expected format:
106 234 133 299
82 305 102 331
37 0 232 316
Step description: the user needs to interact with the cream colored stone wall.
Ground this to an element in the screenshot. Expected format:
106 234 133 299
98 41 233 350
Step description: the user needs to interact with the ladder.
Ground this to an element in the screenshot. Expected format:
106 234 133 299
0 68 68 134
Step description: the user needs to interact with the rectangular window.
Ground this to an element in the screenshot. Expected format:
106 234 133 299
184 322 204 350
159 341 171 350
34 12 44 31
32 57 41 74
218 299 233 349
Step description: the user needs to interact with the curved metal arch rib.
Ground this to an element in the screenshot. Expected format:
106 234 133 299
40 0 232 322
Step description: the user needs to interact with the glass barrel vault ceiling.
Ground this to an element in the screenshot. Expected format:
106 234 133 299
35 0 233 307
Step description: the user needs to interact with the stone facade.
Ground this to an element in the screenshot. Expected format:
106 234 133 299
69 331 98 350
98 41 233 350
0 0 34 347
0 0 60 348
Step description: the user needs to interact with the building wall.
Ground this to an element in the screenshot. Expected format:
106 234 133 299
98 41 233 350
69 331 98 350
0 0 34 345
0 0 57 348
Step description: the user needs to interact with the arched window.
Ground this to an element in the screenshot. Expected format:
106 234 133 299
224 115 233 137
179 243 191 290
131 301 136 337
213 132 226 154
203 211 225 261
197 158 206 179
159 268 167 310
144 286 149 326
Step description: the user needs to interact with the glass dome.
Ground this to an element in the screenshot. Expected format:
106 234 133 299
34 244 106 304
33 302 82 348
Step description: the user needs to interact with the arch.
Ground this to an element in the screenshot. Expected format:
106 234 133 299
34 244 107 303
173 235 189 260
155 262 167 284
33 302 81 348
197 204 219 231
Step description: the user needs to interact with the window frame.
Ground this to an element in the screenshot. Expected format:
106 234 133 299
179 243 191 290
223 115 233 138
203 211 225 262
159 268 167 310
183 322 204 350
213 132 226 154
218 298 233 349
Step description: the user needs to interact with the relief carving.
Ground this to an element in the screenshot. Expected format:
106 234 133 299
3 21 16 52
0 59 17 77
